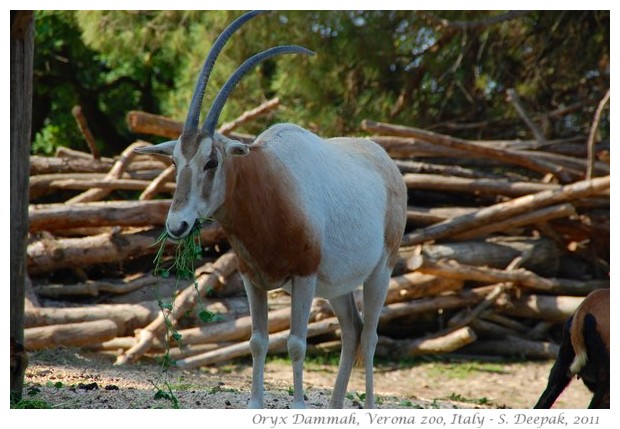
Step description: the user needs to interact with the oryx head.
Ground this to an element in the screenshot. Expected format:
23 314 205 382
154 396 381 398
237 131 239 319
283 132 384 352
135 11 314 239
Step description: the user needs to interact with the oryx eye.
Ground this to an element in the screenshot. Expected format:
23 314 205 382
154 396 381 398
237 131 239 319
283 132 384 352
204 158 218 171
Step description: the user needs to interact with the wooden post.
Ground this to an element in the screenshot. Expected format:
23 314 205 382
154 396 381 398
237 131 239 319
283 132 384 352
10 10 34 404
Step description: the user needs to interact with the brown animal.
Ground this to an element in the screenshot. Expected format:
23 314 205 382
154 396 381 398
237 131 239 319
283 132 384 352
534 288 610 408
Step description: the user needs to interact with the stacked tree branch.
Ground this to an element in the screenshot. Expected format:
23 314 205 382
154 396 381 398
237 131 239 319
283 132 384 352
25 100 609 366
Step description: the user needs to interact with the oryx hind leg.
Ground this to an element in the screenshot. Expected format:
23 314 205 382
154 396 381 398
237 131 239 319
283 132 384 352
360 259 391 408
328 292 363 408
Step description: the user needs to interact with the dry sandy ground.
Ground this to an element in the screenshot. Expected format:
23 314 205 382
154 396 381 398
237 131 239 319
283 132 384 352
18 348 592 410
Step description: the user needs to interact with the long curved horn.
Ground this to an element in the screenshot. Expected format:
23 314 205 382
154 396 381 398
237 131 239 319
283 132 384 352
202 45 315 137
184 10 269 132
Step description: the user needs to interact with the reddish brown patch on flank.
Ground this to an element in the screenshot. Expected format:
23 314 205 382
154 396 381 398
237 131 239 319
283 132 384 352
218 147 321 287
383 164 407 268
570 289 610 356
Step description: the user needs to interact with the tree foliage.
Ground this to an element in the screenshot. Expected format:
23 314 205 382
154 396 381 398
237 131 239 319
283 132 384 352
32 10 609 155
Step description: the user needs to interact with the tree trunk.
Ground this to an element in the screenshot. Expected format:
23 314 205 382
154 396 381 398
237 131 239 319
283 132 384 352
10 10 33 404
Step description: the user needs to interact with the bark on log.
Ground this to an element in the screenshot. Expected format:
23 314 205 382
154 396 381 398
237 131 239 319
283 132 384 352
126 110 255 143
404 173 561 197
369 135 465 159
404 236 560 277
362 119 572 182
140 165 176 200
87 337 236 358
401 175 610 246
24 319 118 350
67 141 151 204
218 98 280 134
378 289 490 324
29 200 172 232
127 110 182 139
29 170 165 200
479 311 530 334
498 294 585 321
525 150 609 177
408 257 608 295
177 307 294 345
452 203 576 241
24 301 160 336
468 318 521 339
115 251 238 365
385 272 463 302
403 173 561 197
47 177 176 193
175 317 341 368
172 273 460 346
461 336 559 359
27 224 226 275
395 159 506 179
174 289 493 367
407 206 477 226
30 155 115 175
33 274 165 298
403 326 477 356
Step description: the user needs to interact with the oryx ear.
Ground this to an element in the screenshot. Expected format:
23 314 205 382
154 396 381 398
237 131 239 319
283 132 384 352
134 140 177 156
224 140 250 157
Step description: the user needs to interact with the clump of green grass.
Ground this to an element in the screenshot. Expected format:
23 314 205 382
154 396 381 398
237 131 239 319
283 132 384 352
11 398 53 409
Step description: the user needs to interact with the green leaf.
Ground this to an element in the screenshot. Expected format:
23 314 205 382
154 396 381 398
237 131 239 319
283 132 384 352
198 309 217 323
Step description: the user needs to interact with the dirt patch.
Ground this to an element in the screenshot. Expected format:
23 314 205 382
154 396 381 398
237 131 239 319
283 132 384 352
19 348 592 409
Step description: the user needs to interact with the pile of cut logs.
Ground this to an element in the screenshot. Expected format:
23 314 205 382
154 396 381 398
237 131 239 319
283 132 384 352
25 97 610 368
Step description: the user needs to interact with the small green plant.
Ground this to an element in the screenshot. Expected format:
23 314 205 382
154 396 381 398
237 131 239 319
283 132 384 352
346 391 366 403
399 399 423 409
27 386 41 396
448 393 491 405
149 221 220 408
208 385 239 394
152 381 181 409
